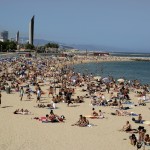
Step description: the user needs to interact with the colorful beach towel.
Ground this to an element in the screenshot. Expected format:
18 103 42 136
85 115 98 119
143 121 150 125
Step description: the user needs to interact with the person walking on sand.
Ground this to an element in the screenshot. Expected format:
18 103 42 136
0 91 1 106
106 84 110 93
36 88 41 102
19 87 24 101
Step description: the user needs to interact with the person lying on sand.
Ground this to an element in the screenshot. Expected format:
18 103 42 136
48 110 65 122
115 110 129 116
34 111 65 123
111 110 137 116
108 99 118 106
132 114 143 123
37 103 56 109
73 96 84 103
84 94 90 98
14 109 32 115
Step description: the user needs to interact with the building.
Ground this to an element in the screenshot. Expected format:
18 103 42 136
16 31 19 44
29 16 34 45
93 52 110 56
0 31 8 42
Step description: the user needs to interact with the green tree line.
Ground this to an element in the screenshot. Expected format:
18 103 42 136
0 40 17 52
0 41 59 52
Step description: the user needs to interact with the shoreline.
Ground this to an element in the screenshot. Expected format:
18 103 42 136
0 54 150 150
61 56 138 67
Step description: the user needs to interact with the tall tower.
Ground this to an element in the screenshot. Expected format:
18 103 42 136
0 31 8 41
29 16 34 45
16 31 19 44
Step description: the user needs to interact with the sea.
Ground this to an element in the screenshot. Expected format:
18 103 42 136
0 52 150 84
73 52 150 84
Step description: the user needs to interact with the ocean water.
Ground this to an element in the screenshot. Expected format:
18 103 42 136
110 52 150 57
73 61 150 84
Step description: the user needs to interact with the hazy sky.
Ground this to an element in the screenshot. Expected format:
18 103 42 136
0 0 150 52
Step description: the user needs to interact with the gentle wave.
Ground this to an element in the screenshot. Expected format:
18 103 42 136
73 61 150 84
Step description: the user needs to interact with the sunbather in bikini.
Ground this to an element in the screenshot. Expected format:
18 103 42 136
92 108 98 116
49 110 65 122
144 134 150 146
37 103 56 109
14 109 32 115
72 115 83 126
132 114 143 123
98 110 104 119
120 121 132 132
79 117 89 127
114 110 136 116
129 134 137 146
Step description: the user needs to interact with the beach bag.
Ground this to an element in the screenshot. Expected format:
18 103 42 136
111 113 116 115
142 103 146 106
138 126 144 130
137 142 143 149
123 107 129 110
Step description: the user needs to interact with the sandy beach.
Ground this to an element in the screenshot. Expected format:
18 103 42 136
0 55 150 150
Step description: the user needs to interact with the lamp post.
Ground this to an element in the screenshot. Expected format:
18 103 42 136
1 45 2 52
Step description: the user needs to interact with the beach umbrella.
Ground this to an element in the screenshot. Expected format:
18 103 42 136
71 75 77 81
38 83 45 86
50 67 55 71
102 77 110 83
20 83 28 87
117 79 125 83
93 76 101 81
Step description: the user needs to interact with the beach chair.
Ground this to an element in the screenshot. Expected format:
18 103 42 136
144 96 150 103
140 142 150 150
116 93 124 101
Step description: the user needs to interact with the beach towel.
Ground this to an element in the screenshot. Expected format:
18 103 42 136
85 115 98 119
42 120 52 123
143 121 150 125
87 124 96 127
39 117 47 121
131 113 138 116
41 91 46 95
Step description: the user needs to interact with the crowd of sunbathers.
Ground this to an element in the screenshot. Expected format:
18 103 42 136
34 110 65 123
120 121 150 149
37 103 56 109
72 115 89 127
14 109 32 115
1 55 150 150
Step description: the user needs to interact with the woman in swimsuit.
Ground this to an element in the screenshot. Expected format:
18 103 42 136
92 108 98 116
121 121 132 132
79 117 89 127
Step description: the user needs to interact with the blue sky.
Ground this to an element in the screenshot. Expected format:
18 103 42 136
0 0 150 52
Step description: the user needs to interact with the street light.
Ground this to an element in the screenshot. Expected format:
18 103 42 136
1 45 2 52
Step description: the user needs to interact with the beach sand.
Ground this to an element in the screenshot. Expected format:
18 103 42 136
0 83 150 150
0 55 150 150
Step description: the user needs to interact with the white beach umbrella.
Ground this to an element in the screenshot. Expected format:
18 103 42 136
50 67 55 71
102 77 110 83
117 79 125 83
71 75 77 81
93 76 101 81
